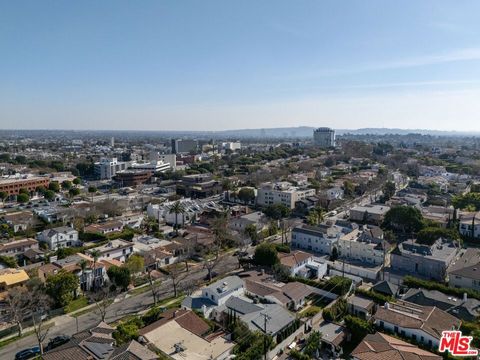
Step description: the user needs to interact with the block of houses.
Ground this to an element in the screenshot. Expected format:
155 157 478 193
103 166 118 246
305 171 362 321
373 300 461 348
138 308 234 360
351 332 442 360
390 238 459 281
448 248 480 291
277 250 327 279
403 288 480 322
36 226 80 250
43 322 157 360
86 239 134 263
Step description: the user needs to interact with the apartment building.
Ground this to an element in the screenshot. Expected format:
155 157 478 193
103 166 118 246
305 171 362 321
94 157 130 180
313 127 336 148
349 204 391 225
291 223 351 255
390 238 459 281
256 182 316 209
338 228 388 266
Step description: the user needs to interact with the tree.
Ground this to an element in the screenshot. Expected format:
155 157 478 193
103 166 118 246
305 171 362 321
36 186 47 195
91 287 113 322
330 246 339 261
79 259 88 294
19 188 29 195
452 192 480 211
417 227 459 245
166 262 187 297
125 254 144 281
61 180 72 190
107 266 131 291
147 268 162 305
5 286 30 337
382 206 424 233
303 331 321 358
46 270 79 307
17 193 29 203
30 287 52 354
237 187 256 205
73 177 81 185
343 180 355 197
169 201 185 235
69 187 80 197
263 204 291 220
48 181 60 192
44 189 55 201
0 191 8 203
244 224 259 245
203 250 221 282
382 181 396 201
273 263 291 282
253 243 279 267
88 186 97 202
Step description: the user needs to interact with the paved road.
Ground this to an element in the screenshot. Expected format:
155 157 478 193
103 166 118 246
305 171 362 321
0 254 241 359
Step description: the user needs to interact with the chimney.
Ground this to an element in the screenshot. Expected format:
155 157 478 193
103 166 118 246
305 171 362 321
464 293 468 302
173 310 179 318
384 302 389 309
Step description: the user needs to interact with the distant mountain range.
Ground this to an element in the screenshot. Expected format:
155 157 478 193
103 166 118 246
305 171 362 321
1 127 479 139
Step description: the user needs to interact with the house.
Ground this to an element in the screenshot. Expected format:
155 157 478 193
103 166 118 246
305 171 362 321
458 213 480 239
371 280 398 297
36 226 80 250
0 210 34 233
182 276 245 317
86 240 134 263
317 321 347 358
229 211 267 232
448 248 480 290
403 288 480 322
373 300 461 348
390 238 459 281
84 220 124 235
277 250 328 279
138 309 234 360
347 294 375 320
0 238 38 258
0 268 29 294
351 332 442 360
43 322 157 360
291 223 351 255
349 204 390 225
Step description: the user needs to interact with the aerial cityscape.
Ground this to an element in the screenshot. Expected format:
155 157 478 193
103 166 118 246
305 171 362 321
2 1 480 360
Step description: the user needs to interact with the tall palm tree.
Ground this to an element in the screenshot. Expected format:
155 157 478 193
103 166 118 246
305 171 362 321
79 259 88 294
169 201 185 236
90 250 100 291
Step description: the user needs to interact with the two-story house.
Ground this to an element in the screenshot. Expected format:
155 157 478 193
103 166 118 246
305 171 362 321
36 226 80 250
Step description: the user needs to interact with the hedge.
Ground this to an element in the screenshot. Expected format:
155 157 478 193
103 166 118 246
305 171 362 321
355 288 395 305
403 275 480 301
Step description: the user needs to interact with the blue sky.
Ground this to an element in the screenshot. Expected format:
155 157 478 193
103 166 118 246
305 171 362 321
1 0 480 131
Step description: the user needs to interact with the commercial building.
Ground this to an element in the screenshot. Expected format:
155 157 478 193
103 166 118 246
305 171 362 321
94 158 130 180
114 170 152 187
171 139 198 154
176 173 222 198
0 176 50 196
256 182 316 209
313 127 335 148
390 238 459 281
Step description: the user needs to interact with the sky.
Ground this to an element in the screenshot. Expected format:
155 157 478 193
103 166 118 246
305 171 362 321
1 0 480 131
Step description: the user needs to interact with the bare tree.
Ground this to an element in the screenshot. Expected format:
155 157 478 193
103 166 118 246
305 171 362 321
91 287 113 322
5 286 30 337
167 262 188 297
28 286 52 354
147 268 162 306
203 247 221 282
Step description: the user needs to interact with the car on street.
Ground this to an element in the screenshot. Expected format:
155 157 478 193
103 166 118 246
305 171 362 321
45 335 71 351
15 346 41 360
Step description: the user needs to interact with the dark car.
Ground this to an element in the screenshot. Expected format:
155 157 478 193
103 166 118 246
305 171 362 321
15 346 41 360
45 335 70 351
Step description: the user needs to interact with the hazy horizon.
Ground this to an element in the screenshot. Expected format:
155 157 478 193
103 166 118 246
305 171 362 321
2 1 480 131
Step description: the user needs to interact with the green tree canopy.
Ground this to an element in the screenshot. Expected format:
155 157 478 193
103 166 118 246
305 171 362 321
16 193 29 203
237 187 256 204
253 242 279 267
44 190 55 201
61 180 73 190
48 181 60 192
417 227 459 245
382 206 424 233
45 270 79 307
107 266 131 291
452 192 480 211
125 254 144 274
263 204 291 220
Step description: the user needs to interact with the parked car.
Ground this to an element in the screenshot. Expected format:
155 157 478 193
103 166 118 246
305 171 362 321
15 346 41 360
45 335 70 351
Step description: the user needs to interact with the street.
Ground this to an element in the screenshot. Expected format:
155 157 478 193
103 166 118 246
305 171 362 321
0 253 240 359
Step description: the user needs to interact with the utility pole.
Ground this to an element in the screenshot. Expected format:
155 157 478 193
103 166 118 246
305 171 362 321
262 312 271 360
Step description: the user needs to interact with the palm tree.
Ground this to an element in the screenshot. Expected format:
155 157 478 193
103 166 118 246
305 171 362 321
169 201 185 236
90 250 100 291
79 259 88 294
